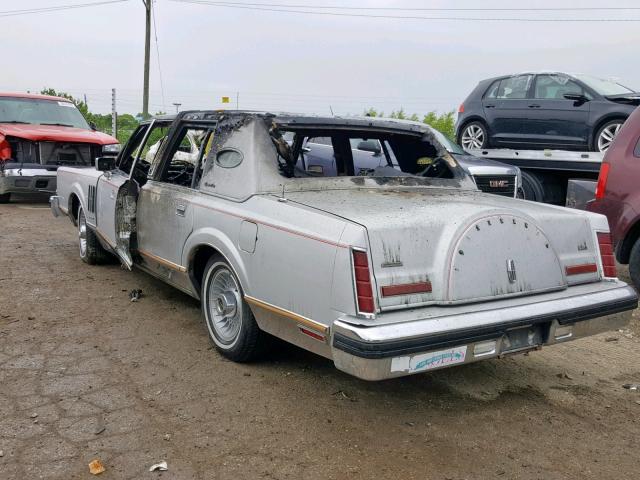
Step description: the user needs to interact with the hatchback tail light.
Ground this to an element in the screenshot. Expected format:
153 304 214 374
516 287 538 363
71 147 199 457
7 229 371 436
594 162 610 200
352 250 375 314
597 232 617 278
0 138 11 161
458 103 465 114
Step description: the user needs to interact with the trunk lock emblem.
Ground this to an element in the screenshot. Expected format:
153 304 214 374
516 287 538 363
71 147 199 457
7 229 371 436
506 259 517 283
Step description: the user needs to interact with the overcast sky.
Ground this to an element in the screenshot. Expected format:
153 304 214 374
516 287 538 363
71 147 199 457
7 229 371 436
2 0 639 116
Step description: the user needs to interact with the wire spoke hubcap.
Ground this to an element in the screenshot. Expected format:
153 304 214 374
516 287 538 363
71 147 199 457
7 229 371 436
78 210 87 257
462 125 485 149
207 267 242 345
598 123 622 152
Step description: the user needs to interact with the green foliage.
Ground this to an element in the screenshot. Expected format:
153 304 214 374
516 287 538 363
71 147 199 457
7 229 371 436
363 107 456 141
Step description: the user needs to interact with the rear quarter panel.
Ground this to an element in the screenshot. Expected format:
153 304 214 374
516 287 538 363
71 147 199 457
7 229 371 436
56 167 101 224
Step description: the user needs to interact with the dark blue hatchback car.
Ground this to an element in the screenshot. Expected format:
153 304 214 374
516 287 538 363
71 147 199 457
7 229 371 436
455 72 638 153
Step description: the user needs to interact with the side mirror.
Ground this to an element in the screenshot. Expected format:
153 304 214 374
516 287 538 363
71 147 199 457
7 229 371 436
95 156 116 172
89 121 98 131
563 93 589 103
356 140 382 155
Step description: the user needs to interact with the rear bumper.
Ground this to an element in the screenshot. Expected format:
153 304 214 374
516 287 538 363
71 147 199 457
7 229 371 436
330 281 637 380
0 167 57 195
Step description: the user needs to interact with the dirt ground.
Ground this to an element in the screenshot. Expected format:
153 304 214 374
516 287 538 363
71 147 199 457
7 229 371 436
1 194 639 480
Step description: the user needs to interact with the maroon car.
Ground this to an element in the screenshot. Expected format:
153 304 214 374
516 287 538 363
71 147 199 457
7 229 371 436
587 106 640 287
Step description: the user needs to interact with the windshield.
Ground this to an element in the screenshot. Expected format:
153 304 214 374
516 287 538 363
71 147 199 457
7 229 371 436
0 97 90 129
429 128 466 154
573 75 635 96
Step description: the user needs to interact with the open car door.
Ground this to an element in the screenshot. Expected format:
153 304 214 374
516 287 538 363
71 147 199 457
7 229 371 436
114 179 138 269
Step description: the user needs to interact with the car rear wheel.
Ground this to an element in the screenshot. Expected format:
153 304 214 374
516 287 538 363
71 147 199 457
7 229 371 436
595 120 624 152
628 239 640 289
459 122 489 150
201 256 264 362
78 205 109 265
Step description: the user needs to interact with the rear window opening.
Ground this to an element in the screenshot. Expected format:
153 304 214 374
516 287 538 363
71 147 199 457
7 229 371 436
274 129 455 180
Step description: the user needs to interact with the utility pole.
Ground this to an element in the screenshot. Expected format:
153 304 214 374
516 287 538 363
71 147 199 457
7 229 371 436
111 88 117 137
236 92 239 110
172 102 181 113
142 0 151 119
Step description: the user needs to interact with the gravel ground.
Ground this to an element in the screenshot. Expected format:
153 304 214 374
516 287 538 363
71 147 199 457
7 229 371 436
1 195 639 480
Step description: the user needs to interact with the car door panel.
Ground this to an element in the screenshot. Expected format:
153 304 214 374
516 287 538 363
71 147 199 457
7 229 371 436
136 180 194 277
522 74 591 148
482 75 534 146
95 170 131 257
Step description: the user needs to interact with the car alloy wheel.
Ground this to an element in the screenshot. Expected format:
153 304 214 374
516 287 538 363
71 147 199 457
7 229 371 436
461 123 487 150
78 207 88 259
204 262 243 348
597 122 623 152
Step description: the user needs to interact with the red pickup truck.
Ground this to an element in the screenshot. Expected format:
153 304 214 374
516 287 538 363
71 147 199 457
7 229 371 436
587 106 640 288
0 92 118 202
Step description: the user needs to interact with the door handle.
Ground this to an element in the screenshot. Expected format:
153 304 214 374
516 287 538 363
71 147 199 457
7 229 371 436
528 104 541 108
484 104 495 108
176 204 186 217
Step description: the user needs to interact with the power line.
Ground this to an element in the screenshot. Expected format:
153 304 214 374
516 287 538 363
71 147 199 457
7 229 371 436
0 0 129 18
172 1 640 12
171 0 640 22
151 0 167 112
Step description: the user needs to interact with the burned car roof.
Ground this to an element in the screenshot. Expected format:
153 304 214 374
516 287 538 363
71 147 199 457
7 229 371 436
155 110 442 136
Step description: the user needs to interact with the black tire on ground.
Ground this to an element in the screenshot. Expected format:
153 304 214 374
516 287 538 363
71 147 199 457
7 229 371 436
201 256 266 362
520 170 546 202
593 119 625 152
628 238 640 290
457 121 490 150
0 193 10 203
77 205 109 265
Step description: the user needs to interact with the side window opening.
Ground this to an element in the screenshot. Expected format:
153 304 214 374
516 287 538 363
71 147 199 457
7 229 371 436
132 125 170 186
634 136 640 158
534 74 589 100
117 125 150 175
159 127 207 188
279 130 453 179
494 75 533 99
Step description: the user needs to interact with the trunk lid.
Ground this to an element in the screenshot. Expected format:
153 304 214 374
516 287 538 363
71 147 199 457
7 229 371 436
286 188 601 310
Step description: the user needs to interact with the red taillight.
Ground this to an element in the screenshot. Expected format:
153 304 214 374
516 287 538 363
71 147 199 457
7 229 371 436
597 232 617 278
458 103 465 114
0 138 11 161
594 162 610 200
352 250 375 314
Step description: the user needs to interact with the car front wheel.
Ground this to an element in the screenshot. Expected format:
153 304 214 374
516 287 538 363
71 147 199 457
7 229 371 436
201 257 264 362
459 122 489 150
77 205 108 264
595 120 624 152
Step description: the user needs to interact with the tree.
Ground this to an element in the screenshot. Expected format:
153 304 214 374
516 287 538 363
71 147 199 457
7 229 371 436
364 106 456 141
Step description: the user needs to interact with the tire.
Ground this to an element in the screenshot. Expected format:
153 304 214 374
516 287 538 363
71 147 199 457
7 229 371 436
0 193 10 203
629 238 640 290
77 205 109 265
520 170 545 202
201 256 264 362
593 119 624 152
458 121 489 150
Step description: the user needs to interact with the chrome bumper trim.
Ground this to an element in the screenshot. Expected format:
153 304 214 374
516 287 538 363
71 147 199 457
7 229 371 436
330 282 637 380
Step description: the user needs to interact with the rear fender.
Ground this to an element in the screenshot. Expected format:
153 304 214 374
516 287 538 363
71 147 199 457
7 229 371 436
183 227 250 299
